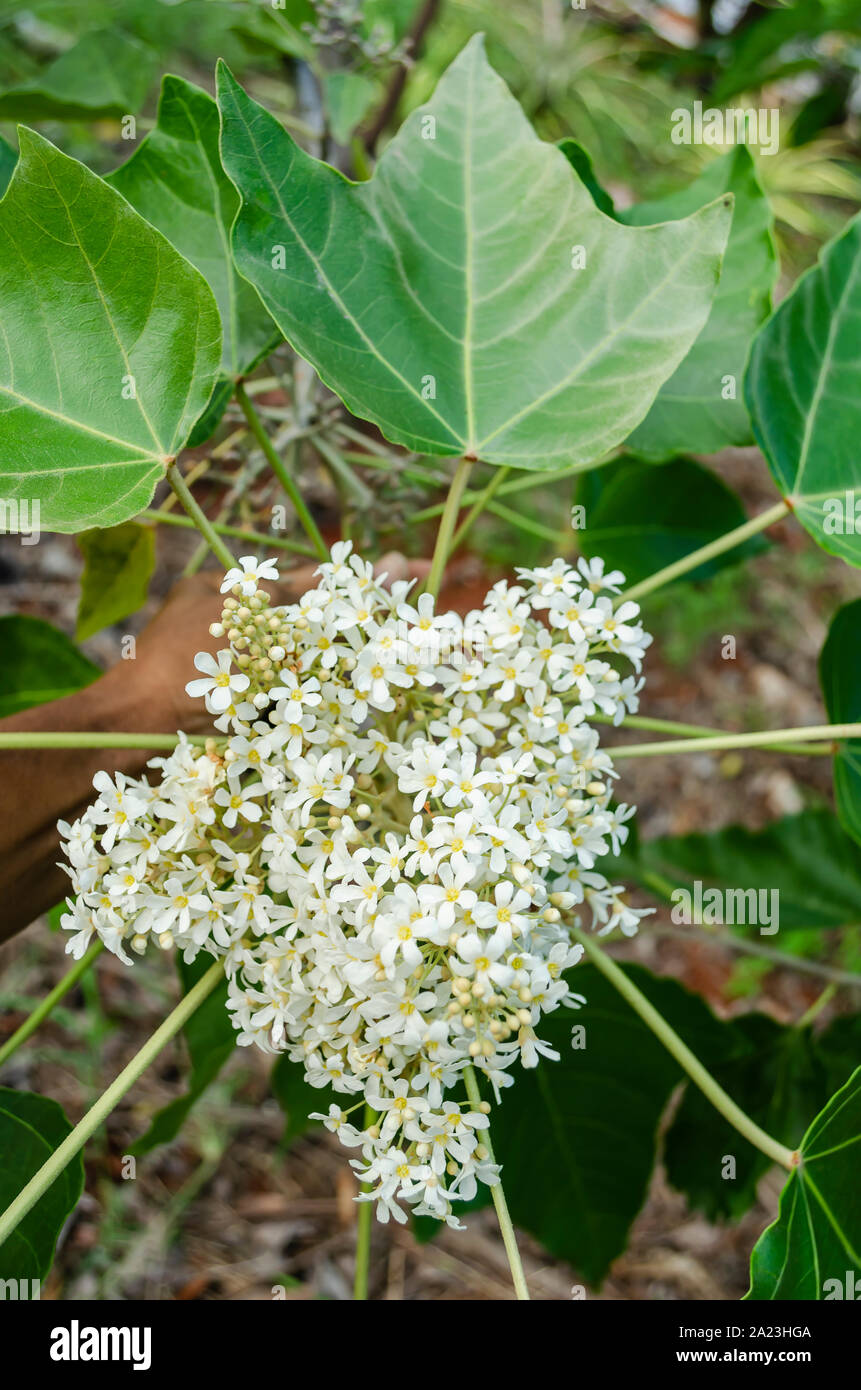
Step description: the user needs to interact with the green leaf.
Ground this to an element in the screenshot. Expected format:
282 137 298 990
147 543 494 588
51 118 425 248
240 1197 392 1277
228 0 316 61
614 810 861 931
745 209 861 567
0 30 157 122
107 75 281 441
0 134 15 198
323 71 379 145
0 130 221 532
217 36 731 469
132 953 236 1154
577 455 766 586
270 1053 337 1148
488 964 732 1285
665 1018 826 1221
0 1087 84 1282
622 148 778 460
557 137 615 217
0 615 99 717
820 598 861 846
815 1013 861 1099
75 521 155 642
747 1064 861 1299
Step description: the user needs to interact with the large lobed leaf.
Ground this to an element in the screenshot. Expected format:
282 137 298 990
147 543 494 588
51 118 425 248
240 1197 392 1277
0 135 16 199
745 209 861 567
0 29 157 123
667 1011 861 1225
0 130 222 532
577 454 766 586
665 1017 825 1223
217 35 731 469
612 809 861 931
820 598 861 847
488 965 732 1284
747 1064 861 1299
107 75 281 442
620 148 778 460
0 615 99 717
0 1088 84 1282
76 522 156 642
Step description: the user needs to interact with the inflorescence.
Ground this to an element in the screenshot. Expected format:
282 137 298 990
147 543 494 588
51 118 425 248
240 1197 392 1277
60 545 652 1226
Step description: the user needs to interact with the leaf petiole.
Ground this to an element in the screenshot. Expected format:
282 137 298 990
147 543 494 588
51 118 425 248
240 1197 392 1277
572 929 796 1171
610 723 860 758
463 1064 531 1300
235 384 328 561
0 960 225 1253
0 941 103 1070
167 463 236 570
619 499 791 603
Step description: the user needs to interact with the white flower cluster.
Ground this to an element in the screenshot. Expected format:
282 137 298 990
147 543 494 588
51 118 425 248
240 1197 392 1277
59 545 652 1226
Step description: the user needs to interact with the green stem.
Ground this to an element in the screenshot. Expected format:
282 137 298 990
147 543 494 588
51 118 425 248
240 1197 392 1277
594 712 834 756
0 732 213 750
166 464 235 570
354 1102 375 1301
620 499 790 603
463 1064 530 1300
796 982 839 1029
0 960 225 1250
449 466 510 554
610 722 859 759
0 941 103 1069
411 459 594 523
572 929 796 1170
485 499 570 545
236 384 328 561
425 458 474 599
141 509 316 558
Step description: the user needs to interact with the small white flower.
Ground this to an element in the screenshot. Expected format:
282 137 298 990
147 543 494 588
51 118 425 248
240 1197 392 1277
186 650 250 712
220 555 280 596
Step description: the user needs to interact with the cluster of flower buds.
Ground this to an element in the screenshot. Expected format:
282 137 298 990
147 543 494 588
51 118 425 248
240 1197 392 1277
59 544 652 1226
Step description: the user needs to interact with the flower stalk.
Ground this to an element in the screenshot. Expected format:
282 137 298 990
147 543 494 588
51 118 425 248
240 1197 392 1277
463 1065 530 1300
354 1101 376 1301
